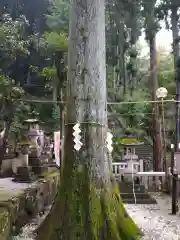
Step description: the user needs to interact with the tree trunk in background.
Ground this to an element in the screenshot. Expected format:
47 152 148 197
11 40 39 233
52 76 57 106
0 99 14 168
149 36 161 171
122 51 127 95
171 5 180 209
37 0 140 239
171 6 180 148
59 88 64 176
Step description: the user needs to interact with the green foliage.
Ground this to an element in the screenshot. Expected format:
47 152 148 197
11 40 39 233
106 0 142 85
119 138 142 145
0 13 31 144
0 0 176 153
28 0 69 131
38 30 67 130
44 31 68 52
11 102 31 140
114 89 150 130
41 67 56 81
0 14 30 68
0 14 27 100
156 0 180 30
46 0 69 33
38 31 68 57
142 0 160 41
158 70 175 97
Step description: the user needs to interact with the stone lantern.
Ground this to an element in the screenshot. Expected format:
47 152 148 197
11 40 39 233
13 139 35 182
119 132 144 181
24 118 43 175
19 140 31 166
24 119 40 146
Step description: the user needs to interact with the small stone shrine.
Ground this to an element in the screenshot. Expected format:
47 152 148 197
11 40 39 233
25 118 44 175
117 132 156 204
119 132 144 181
13 139 35 182
41 132 54 163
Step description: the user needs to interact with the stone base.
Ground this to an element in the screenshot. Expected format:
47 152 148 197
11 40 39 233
0 168 13 178
31 165 47 175
118 181 156 204
29 155 46 175
13 167 36 183
0 171 59 239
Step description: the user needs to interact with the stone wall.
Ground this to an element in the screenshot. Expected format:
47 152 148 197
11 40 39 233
0 171 60 240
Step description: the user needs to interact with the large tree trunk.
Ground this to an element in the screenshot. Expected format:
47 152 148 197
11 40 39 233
37 0 140 239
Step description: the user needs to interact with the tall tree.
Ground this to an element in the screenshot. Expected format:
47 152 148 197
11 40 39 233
157 1 180 144
169 2 180 146
142 0 162 171
157 0 180 211
37 0 140 239
0 13 30 166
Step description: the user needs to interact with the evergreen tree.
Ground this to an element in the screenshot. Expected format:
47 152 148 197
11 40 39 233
37 0 140 239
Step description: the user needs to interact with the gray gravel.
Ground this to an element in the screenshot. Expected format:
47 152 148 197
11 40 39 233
13 192 180 240
0 178 36 189
125 193 180 240
13 206 51 239
1 177 178 239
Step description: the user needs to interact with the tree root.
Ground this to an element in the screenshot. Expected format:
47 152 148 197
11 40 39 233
37 169 141 240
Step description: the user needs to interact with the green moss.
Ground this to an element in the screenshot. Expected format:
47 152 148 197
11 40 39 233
37 166 140 240
0 208 10 240
0 192 23 202
40 170 60 179
19 140 31 145
120 138 142 145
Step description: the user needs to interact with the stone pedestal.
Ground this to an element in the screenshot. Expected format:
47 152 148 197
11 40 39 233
29 147 44 175
30 158 44 175
13 144 35 183
20 154 28 167
13 166 36 183
27 126 45 176
118 181 156 204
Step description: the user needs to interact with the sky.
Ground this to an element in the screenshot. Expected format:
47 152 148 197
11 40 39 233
139 25 172 56
156 28 172 50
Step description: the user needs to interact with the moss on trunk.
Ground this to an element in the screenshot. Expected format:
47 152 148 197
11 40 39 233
37 165 140 240
36 0 141 236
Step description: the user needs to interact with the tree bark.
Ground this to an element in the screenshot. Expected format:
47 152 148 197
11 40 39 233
0 99 14 168
171 5 180 210
122 50 127 95
149 36 161 171
171 6 180 147
37 0 140 239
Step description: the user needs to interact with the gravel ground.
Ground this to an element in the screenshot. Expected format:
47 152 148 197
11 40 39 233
0 178 36 189
2 177 179 239
125 193 180 240
13 206 51 239
13 193 180 239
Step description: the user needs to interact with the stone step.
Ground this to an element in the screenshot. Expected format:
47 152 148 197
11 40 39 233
118 181 156 204
121 193 151 199
118 182 145 193
122 197 156 204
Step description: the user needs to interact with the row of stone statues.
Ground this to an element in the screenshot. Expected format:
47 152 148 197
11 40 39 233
0 119 56 182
